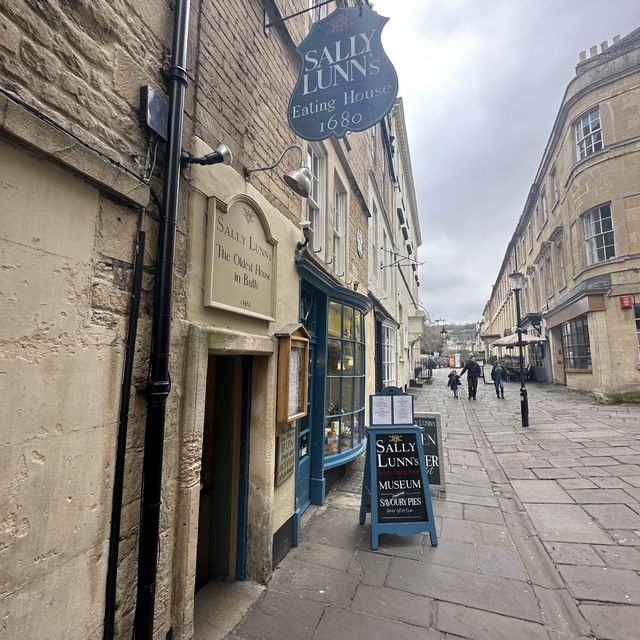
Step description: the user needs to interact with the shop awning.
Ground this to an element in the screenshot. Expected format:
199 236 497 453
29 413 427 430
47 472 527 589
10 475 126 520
492 333 547 348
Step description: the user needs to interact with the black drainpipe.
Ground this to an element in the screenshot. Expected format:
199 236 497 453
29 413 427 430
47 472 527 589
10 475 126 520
103 228 146 640
133 0 190 638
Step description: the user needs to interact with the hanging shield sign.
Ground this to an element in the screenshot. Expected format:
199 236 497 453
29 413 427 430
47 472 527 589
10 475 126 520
288 7 399 141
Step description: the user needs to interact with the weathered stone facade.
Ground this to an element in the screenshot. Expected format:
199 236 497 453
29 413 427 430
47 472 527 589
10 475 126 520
1 1 422 639
479 27 640 401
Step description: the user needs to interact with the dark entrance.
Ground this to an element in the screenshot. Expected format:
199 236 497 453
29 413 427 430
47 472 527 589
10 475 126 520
196 355 251 589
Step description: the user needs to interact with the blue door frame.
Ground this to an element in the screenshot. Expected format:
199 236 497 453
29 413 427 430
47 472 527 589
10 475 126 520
235 356 252 579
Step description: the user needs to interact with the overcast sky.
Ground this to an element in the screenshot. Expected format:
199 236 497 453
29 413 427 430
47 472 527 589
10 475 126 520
372 0 640 324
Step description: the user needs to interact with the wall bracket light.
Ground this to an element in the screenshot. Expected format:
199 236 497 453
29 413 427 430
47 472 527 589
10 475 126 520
181 144 233 166
244 144 312 198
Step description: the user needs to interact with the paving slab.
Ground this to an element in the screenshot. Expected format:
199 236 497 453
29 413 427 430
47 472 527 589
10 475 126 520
582 504 640 529
351 584 432 628
533 467 581 480
314 606 441 640
233 591 325 640
475 544 528 580
435 601 549 640
422 539 478 572
386 558 542 622
567 489 636 504
348 550 391 587
511 479 574 503
558 478 598 489
463 504 505 525
579 604 640 640
559 565 640 604
593 545 640 569
544 542 605 566
440 517 513 548
524 503 610 543
267 558 360 605
533 585 591 637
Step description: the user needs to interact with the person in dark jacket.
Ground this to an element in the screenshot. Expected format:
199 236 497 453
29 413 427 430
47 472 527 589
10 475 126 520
491 360 505 399
447 369 461 398
460 354 481 400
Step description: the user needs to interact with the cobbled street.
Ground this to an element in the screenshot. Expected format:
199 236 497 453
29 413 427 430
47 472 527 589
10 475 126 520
221 371 640 640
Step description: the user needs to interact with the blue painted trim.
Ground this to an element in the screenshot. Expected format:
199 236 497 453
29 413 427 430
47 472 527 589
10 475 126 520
235 356 252 580
296 256 373 312
310 475 325 505
323 438 367 470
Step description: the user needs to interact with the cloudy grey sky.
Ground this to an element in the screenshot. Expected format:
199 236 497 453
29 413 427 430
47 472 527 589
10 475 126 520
373 0 639 324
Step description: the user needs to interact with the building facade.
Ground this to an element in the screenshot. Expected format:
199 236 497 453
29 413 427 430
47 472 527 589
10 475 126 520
0 2 423 639
480 28 640 401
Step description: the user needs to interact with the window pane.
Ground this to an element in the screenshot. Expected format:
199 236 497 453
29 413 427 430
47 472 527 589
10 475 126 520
327 339 341 373
354 310 362 341
327 377 340 415
343 307 354 340
328 301 341 337
341 377 354 414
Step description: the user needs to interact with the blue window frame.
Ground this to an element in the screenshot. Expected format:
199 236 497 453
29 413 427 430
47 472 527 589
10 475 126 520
325 301 365 457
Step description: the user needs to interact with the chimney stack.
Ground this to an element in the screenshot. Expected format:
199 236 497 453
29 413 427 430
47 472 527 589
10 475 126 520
613 34 621 44
601 40 609 52
589 45 598 58
579 50 587 62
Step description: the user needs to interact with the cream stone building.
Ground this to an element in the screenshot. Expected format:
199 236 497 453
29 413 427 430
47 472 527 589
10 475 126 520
0 1 423 639
480 27 640 401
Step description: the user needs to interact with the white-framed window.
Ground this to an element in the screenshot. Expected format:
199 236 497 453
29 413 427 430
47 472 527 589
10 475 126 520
556 241 566 289
307 144 326 257
370 124 377 163
550 166 559 205
382 324 396 387
583 203 615 265
575 107 603 160
527 224 533 252
309 0 327 24
333 179 346 276
541 189 548 225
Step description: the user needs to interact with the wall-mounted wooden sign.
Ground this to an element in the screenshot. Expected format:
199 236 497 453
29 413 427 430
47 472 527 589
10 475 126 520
205 194 277 321
275 324 310 423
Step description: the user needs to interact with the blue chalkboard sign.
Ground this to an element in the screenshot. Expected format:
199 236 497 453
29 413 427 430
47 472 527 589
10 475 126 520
359 392 437 549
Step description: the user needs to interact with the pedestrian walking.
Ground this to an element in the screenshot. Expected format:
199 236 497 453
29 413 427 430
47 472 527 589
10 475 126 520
491 360 505 399
447 369 461 398
460 354 481 400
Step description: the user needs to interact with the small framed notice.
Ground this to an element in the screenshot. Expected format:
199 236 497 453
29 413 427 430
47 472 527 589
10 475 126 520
275 324 310 423
392 395 414 425
371 395 392 425
275 427 296 486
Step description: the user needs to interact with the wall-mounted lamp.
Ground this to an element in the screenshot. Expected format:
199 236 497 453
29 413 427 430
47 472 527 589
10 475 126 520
244 143 312 198
181 144 233 166
346 281 359 291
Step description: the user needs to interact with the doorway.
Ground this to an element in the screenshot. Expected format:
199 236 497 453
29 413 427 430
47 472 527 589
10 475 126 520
195 355 251 590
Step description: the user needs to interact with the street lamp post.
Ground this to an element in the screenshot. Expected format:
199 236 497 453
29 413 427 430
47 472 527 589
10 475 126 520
509 271 529 428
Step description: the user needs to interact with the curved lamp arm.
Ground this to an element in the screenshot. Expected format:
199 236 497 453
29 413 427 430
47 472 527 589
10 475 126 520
244 143 304 178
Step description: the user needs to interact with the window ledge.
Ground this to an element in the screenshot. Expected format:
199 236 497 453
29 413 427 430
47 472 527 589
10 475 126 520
565 368 593 374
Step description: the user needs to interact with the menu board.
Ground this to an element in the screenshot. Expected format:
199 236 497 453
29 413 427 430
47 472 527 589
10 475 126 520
414 413 444 489
287 345 303 416
374 432 428 523
371 395 392 425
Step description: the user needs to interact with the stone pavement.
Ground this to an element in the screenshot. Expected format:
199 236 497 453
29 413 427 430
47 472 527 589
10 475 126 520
226 371 640 640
